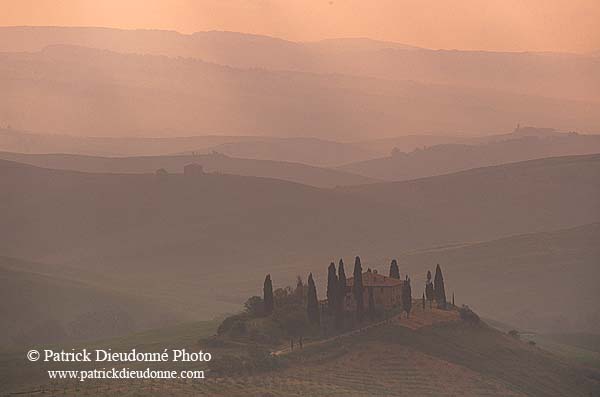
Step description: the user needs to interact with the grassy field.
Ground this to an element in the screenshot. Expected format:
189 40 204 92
3 310 599 396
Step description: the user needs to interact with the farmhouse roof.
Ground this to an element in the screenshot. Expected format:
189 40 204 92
346 270 404 288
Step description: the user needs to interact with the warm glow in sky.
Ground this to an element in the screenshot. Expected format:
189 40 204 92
1 0 599 52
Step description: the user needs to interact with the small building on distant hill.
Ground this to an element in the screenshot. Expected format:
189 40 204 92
183 163 204 176
344 270 405 311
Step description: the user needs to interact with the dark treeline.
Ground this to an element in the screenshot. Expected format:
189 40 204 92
218 258 452 351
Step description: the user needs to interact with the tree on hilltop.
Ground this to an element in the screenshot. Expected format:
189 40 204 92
326 262 338 314
263 274 274 315
389 259 400 279
307 273 320 325
244 296 264 317
402 276 412 318
336 259 347 329
425 270 434 309
434 264 447 309
353 256 364 321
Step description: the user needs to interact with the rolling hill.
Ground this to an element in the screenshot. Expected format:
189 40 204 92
0 151 377 188
186 137 380 167
336 154 600 242
0 129 381 165
267 321 600 397
1 45 599 139
0 154 598 343
2 318 599 396
2 154 598 266
0 129 268 156
339 129 600 181
397 223 600 333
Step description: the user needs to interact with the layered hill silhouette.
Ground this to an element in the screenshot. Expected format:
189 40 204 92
0 151 377 188
339 127 600 180
2 154 598 265
0 129 382 165
1 26 598 102
1 45 599 139
184 137 381 167
1 154 598 343
0 129 270 156
3 127 600 172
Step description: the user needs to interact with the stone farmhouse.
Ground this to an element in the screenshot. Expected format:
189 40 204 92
343 269 406 311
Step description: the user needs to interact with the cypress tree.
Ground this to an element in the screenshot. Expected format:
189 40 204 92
338 259 347 306
307 273 320 325
452 292 455 307
402 276 412 318
263 274 274 315
326 262 338 314
434 264 447 308
422 292 425 310
353 256 364 321
336 259 347 329
389 259 400 279
425 270 434 308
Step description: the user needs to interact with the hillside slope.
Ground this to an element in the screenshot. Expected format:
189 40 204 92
0 256 187 348
4 319 598 396
267 321 600 397
0 154 598 342
338 154 600 242
339 132 600 181
0 151 377 188
397 223 600 333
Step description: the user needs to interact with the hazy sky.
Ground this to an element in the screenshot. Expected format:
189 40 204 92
1 0 599 53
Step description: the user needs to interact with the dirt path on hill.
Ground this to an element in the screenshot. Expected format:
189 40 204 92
271 306 459 357
271 316 397 356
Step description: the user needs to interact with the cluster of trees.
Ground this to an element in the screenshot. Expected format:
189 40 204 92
218 275 314 343
263 272 320 327
424 264 447 309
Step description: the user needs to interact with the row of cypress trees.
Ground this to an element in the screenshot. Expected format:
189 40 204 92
262 260 449 330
